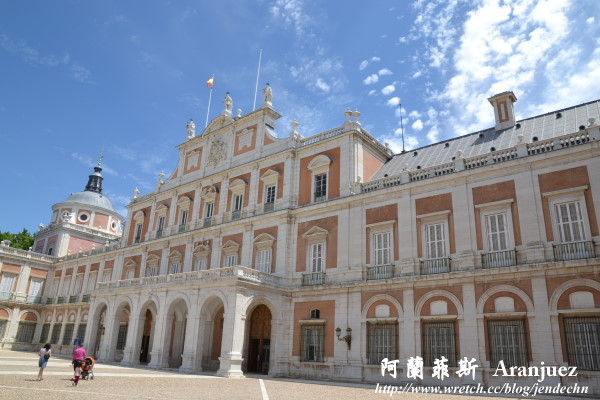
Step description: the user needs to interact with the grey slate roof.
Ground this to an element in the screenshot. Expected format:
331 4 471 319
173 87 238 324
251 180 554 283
371 99 600 180
64 191 117 213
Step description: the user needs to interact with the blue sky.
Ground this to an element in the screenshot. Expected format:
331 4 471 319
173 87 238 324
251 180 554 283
1 0 599 234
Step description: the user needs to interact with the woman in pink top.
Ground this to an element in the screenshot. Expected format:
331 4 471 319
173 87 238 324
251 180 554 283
72 345 86 387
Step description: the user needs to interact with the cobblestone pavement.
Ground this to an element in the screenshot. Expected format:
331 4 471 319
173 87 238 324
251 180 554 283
0 351 582 400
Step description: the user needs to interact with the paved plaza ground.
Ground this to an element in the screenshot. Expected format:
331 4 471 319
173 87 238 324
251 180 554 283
0 350 585 400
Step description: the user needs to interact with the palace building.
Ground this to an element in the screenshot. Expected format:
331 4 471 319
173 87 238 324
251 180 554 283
0 88 599 392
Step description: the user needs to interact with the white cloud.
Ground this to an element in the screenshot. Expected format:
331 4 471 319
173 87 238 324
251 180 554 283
426 125 440 143
398 36 408 43
411 71 422 79
0 34 62 67
363 74 379 85
412 119 424 131
381 85 396 95
586 17 595 24
387 97 401 107
371 56 381 62
71 64 94 84
71 152 118 176
378 68 393 76
368 89 377 96
269 0 312 36
315 78 330 93
359 60 369 70
409 110 422 119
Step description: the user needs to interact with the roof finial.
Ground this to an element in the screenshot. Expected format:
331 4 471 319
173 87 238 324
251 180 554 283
97 148 104 167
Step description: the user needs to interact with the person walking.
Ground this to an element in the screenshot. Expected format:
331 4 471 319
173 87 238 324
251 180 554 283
37 343 51 381
72 344 86 387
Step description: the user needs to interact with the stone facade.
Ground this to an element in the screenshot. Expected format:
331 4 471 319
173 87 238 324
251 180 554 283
1 90 599 394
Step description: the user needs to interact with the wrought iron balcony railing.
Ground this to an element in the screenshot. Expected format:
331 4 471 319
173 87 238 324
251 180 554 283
553 241 595 261
420 257 451 275
367 264 395 280
302 271 325 286
482 249 517 269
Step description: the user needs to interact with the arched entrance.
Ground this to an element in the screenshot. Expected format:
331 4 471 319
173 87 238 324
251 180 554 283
246 305 271 374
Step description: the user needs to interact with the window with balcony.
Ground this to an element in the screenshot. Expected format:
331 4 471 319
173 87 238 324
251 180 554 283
195 259 207 271
179 210 188 233
193 242 210 271
256 249 272 273
222 240 240 268
126 268 136 280
86 273 97 292
487 319 528 367
477 201 517 268
307 154 332 203
145 255 160 277
545 187 595 260
309 243 324 273
265 185 276 212
26 278 43 303
168 251 183 274
102 269 112 282
201 185 218 226
232 194 243 220
421 220 450 274
229 179 247 221
134 223 143 244
254 233 276 273
0 273 15 299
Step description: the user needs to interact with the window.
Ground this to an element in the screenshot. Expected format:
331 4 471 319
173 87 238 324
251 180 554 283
62 323 74 345
309 243 324 272
265 185 276 211
256 249 272 273
74 275 83 294
0 273 15 295
373 232 391 266
61 277 71 297
116 324 128 350
179 210 188 232
485 213 509 252
487 319 528 367
27 279 44 300
232 194 243 220
301 325 324 362
314 174 327 202
16 322 35 343
422 321 457 367
156 216 165 237
47 247 53 255
76 324 86 342
424 223 447 259
170 263 180 274
146 265 158 277
310 309 320 319
563 316 600 371
225 255 238 268
205 202 214 219
102 269 112 282
126 268 135 280
134 223 143 243
195 258 207 271
39 323 50 343
555 201 586 243
367 322 398 364
50 323 61 344
0 319 7 340
86 273 97 292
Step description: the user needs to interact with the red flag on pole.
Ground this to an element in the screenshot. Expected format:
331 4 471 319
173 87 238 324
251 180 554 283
206 75 214 88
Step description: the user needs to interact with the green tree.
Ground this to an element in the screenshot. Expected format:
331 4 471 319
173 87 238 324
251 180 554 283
0 229 35 250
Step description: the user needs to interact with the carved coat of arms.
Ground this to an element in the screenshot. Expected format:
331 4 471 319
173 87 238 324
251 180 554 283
207 139 228 166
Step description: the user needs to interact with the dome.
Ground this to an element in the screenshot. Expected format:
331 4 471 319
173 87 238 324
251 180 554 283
64 190 118 214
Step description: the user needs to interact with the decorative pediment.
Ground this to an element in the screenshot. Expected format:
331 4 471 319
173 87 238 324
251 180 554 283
222 240 240 251
201 185 218 201
307 154 332 170
260 169 280 185
303 226 329 240
124 259 138 268
146 254 160 265
204 115 233 135
229 178 247 195
193 243 211 255
254 233 276 249
177 196 192 209
133 210 146 222
155 203 169 213
169 250 183 261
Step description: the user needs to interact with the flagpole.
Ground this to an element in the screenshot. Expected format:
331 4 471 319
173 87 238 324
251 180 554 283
399 103 405 153
205 86 213 128
253 49 263 111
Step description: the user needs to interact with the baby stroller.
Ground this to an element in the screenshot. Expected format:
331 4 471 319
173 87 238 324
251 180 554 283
81 356 95 380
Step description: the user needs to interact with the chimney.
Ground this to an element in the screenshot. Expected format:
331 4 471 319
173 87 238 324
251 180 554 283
488 91 517 131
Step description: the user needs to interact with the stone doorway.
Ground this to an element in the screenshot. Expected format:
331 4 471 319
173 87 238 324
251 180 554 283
246 305 271 374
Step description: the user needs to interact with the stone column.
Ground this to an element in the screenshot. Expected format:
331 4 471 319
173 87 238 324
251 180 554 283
400 289 416 364
529 277 557 363
14 265 31 299
452 182 476 270
218 178 230 224
191 186 202 229
121 315 143 366
460 282 483 382
183 239 193 273
241 226 253 267
397 195 417 275
159 245 169 276
514 171 546 262
248 164 259 215
148 311 169 369
180 312 201 373
99 313 120 362
146 201 157 241
217 291 247 378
